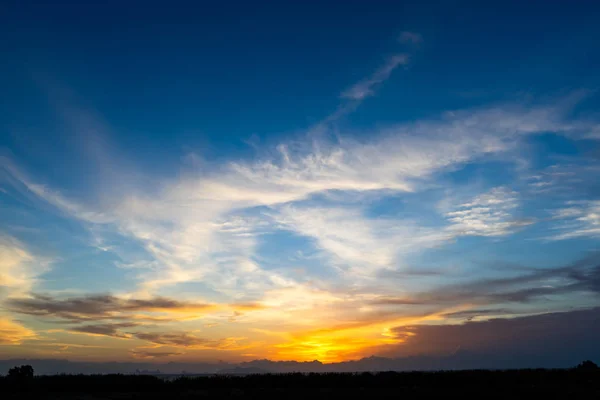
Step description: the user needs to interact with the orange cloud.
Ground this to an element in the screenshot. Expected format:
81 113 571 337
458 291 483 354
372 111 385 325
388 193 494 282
131 349 184 359
229 302 266 311
269 307 464 362
0 318 36 345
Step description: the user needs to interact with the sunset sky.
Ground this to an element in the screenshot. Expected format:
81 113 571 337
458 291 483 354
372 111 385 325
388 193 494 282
1 1 600 366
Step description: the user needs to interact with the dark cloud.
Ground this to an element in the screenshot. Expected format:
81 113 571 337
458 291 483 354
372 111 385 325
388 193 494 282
442 308 518 319
6 294 214 322
378 266 454 279
134 332 212 347
70 322 138 338
383 307 600 366
373 254 600 308
133 332 241 349
130 350 183 359
372 297 424 305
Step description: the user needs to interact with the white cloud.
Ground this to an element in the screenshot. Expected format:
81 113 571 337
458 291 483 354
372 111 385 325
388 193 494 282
272 187 536 283
2 97 595 303
0 235 51 297
444 187 534 237
341 54 410 100
552 207 584 219
550 201 600 240
273 205 450 279
523 163 589 194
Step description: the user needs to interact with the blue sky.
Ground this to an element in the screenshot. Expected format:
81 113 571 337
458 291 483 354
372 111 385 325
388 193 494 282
1 1 599 365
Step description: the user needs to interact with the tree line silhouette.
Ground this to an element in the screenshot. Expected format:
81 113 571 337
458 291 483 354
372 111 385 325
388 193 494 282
2 361 598 398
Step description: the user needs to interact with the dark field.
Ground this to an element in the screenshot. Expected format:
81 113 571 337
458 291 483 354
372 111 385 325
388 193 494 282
2 369 600 399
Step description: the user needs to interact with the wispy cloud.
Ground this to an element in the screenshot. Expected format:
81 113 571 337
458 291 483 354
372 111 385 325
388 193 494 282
550 201 600 240
444 187 534 237
0 317 37 345
0 235 51 297
70 322 138 338
341 54 410 100
6 293 217 322
273 205 449 278
373 252 600 307
133 332 247 350
2 97 595 302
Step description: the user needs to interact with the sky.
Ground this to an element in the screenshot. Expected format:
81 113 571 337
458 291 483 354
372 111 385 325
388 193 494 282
1 0 600 367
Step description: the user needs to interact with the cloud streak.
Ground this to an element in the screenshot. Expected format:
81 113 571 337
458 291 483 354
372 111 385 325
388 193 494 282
70 322 138 338
130 349 183 359
133 332 246 350
6 294 216 322
0 235 51 297
0 318 37 345
341 54 410 100
373 252 600 308
444 187 535 237
551 201 600 240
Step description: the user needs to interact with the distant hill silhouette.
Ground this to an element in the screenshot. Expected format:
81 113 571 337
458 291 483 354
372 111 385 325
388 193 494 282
2 352 599 375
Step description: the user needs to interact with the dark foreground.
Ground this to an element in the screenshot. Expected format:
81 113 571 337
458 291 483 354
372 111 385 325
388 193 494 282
2 369 600 399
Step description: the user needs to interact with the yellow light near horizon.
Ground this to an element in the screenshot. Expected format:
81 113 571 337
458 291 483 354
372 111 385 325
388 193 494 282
272 329 403 363
266 307 468 362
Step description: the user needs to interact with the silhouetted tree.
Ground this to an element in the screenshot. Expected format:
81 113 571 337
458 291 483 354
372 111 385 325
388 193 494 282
1 369 600 397
576 360 599 371
7 365 34 380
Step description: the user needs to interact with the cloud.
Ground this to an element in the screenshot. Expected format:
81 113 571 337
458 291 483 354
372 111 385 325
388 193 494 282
441 308 520 320
585 125 600 139
0 317 37 345
133 332 246 350
2 23 599 365
4 97 594 300
0 157 114 224
3 91 599 364
230 302 266 311
70 322 138 338
0 235 51 297
550 201 600 240
340 54 410 100
6 293 216 322
130 349 183 359
273 205 450 277
269 307 452 362
385 307 600 360
525 162 600 195
398 31 423 45
373 252 600 307
443 187 535 237
270 187 535 281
